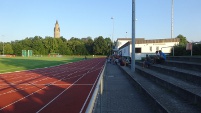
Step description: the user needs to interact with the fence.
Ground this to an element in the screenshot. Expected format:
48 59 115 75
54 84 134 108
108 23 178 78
22 50 33 57
85 61 106 113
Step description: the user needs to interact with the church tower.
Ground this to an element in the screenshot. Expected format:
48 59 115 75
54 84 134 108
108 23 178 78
54 20 60 38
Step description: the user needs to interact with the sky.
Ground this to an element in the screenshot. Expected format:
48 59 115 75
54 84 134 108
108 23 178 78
0 0 201 42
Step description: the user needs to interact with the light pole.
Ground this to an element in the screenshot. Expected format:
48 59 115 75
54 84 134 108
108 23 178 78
108 43 112 56
131 0 136 72
171 0 174 38
111 17 114 55
111 17 114 41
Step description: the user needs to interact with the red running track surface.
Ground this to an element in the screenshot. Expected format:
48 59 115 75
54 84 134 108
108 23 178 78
0 58 105 113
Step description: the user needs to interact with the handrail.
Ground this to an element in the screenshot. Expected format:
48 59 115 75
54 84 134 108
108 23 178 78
85 61 106 113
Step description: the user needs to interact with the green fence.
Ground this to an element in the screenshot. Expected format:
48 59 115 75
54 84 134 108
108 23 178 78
28 50 33 57
22 50 27 57
22 50 33 57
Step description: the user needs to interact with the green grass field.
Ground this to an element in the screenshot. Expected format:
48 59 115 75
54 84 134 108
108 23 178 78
0 56 87 73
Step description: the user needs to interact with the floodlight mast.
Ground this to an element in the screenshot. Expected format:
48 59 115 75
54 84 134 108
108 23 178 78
171 0 174 38
111 17 114 55
131 0 135 72
111 17 114 43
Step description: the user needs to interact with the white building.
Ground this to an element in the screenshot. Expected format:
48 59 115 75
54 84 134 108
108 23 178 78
116 38 180 60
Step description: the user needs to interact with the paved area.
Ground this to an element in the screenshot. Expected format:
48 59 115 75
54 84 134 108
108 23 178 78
94 63 155 113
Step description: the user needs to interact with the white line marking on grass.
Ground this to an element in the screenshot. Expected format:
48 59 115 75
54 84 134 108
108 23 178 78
0 61 73 74
0 67 21 72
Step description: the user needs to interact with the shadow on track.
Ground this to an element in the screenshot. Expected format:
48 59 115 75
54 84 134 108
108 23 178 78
0 57 106 113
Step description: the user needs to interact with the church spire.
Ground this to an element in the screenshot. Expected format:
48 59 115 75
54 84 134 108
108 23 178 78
54 20 60 38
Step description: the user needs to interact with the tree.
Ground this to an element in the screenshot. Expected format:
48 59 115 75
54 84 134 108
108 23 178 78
32 36 45 55
21 37 33 50
0 42 3 55
68 37 83 55
9 35 110 56
75 44 88 55
176 34 188 46
60 36 67 42
43 36 52 54
59 41 72 55
104 37 113 55
93 36 107 55
11 40 24 56
84 37 94 55
4 43 13 54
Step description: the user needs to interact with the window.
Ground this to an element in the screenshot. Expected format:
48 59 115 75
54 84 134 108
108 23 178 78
156 46 159 51
135 48 141 53
150 46 152 52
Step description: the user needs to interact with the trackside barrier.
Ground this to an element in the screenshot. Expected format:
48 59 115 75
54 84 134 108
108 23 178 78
85 61 106 113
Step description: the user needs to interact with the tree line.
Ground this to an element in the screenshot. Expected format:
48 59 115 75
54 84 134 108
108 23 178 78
170 34 201 56
1 34 200 56
0 36 113 56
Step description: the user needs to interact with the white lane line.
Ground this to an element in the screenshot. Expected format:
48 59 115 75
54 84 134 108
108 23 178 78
79 63 103 113
0 68 82 98
36 60 101 113
0 67 71 89
0 86 34 96
0 59 102 111
0 70 78 110
0 84 93 86
36 69 93 112
0 85 49 111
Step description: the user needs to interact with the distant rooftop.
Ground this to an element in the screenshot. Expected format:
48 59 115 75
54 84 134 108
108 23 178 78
117 38 180 44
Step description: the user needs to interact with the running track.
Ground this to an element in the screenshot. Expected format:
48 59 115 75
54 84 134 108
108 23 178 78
0 58 105 113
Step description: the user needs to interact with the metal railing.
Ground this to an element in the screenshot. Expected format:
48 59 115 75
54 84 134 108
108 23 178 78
85 61 106 113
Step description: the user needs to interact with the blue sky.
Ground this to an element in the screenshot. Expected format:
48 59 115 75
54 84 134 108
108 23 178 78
0 0 201 42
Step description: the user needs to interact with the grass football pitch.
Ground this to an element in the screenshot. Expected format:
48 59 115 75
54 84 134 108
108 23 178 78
0 56 88 73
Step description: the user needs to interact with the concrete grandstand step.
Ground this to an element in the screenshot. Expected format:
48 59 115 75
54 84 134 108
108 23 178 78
135 64 201 107
167 56 201 63
150 63 201 86
165 60 201 72
119 66 201 113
